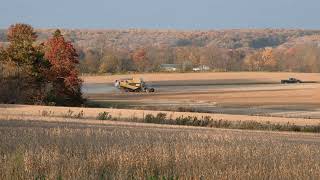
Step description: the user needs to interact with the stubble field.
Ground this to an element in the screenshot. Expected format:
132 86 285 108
1 119 320 179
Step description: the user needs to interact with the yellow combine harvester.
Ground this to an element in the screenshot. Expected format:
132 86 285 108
114 78 155 93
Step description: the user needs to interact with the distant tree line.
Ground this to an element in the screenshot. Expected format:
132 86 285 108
2 28 320 74
79 44 320 74
0 24 83 106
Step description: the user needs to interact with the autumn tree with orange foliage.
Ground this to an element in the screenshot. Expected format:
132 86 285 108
44 29 83 106
244 48 277 71
132 48 150 72
261 48 277 71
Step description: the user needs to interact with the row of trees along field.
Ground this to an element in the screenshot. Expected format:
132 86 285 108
0 24 83 106
79 43 320 74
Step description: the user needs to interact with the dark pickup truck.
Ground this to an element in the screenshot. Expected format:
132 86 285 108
281 78 302 84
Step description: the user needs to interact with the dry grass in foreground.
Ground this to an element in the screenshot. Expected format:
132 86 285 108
1 119 320 179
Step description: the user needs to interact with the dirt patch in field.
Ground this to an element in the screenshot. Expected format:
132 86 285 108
82 72 320 84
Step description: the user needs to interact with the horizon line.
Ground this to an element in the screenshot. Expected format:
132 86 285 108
1 26 320 32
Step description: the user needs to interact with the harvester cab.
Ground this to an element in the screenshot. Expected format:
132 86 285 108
114 78 155 93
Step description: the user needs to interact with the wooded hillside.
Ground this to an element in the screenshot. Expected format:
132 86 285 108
1 29 320 73
1 29 320 50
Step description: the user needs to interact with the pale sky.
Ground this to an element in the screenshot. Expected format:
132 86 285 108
0 0 319 29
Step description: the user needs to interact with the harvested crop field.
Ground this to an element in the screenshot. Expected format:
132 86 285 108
1 118 320 179
83 72 320 119
1 72 320 179
82 72 320 84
